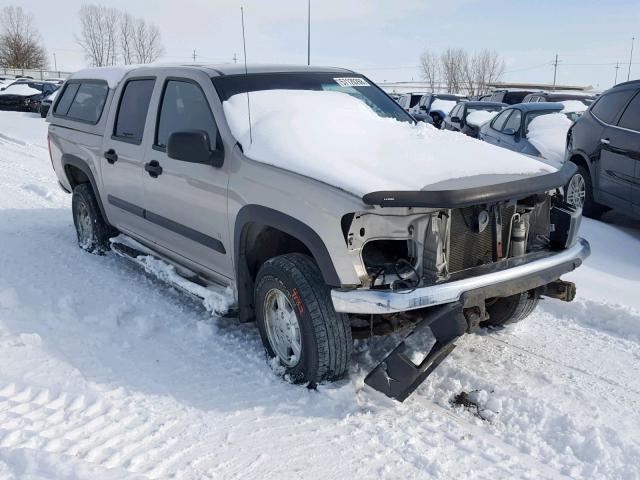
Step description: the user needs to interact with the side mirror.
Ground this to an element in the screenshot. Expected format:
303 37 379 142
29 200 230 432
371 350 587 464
503 127 516 136
451 116 461 123
167 130 224 167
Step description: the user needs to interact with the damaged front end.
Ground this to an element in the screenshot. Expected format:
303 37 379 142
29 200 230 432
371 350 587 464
335 163 590 401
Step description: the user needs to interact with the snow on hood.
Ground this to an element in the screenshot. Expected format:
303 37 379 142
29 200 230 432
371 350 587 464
430 99 457 115
223 89 556 197
0 84 41 96
526 113 573 164
466 110 499 127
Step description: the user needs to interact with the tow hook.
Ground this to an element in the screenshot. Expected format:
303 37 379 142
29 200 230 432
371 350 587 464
538 280 576 302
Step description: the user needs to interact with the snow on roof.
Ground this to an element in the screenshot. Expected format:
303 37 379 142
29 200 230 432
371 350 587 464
223 89 556 197
561 100 588 113
68 65 139 88
526 113 573 164
0 83 41 96
466 110 499 128
429 99 457 115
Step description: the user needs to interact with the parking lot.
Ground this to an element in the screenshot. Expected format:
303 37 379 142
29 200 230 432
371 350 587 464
1 109 639 479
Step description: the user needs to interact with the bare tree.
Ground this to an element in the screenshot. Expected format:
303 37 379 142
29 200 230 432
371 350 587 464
440 48 466 93
119 11 135 65
131 18 164 64
76 5 119 67
419 50 440 92
473 50 505 95
0 6 47 69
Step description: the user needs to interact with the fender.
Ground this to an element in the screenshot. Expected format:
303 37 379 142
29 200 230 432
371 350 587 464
234 205 341 286
61 153 112 226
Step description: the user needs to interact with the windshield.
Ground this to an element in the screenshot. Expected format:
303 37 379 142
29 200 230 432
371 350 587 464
213 73 413 123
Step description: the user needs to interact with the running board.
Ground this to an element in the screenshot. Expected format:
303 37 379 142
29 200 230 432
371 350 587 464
111 238 236 317
365 303 467 402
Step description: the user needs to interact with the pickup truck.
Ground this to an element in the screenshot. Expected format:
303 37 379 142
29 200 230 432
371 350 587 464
47 64 589 401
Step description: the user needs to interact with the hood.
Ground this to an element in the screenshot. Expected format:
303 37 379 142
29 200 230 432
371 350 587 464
223 89 556 198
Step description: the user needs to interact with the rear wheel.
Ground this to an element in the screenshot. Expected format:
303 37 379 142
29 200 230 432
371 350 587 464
481 291 539 328
72 183 117 254
255 253 352 384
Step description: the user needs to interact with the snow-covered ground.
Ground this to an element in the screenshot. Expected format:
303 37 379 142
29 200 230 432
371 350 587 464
1 111 639 479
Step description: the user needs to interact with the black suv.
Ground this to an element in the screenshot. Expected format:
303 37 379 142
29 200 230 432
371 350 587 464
566 80 640 219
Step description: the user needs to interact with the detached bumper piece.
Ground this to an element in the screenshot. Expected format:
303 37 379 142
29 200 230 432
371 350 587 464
365 303 468 402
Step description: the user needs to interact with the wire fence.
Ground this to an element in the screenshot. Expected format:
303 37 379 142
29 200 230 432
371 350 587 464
0 68 73 81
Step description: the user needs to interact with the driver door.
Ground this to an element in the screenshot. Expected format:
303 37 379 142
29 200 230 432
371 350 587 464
139 71 232 280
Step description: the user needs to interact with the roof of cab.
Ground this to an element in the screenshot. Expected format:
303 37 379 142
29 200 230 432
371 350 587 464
509 102 564 112
68 63 356 89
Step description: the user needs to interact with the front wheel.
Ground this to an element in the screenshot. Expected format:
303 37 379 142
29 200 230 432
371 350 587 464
481 291 539 328
255 253 352 384
565 164 606 219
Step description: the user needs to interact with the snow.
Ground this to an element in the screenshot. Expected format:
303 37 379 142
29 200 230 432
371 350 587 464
1 110 640 478
0 83 41 96
526 113 573 163
466 110 499 127
224 90 555 196
561 100 588 113
429 98 457 115
45 89 59 101
69 66 138 88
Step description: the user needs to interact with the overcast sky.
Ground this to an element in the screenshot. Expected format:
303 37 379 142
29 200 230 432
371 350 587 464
6 0 640 90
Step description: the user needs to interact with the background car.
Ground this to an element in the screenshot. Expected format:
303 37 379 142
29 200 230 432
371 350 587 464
443 101 506 137
0 81 58 112
479 102 565 158
565 80 640 219
413 93 467 127
396 92 424 112
484 89 539 105
39 89 59 117
523 91 596 106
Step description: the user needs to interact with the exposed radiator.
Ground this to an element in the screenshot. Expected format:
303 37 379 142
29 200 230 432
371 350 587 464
447 205 515 273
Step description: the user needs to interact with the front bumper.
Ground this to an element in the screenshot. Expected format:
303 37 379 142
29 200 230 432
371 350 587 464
332 237 590 314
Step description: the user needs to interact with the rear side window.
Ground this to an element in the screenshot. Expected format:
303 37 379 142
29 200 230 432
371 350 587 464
616 91 640 132
155 80 218 150
590 89 636 124
114 79 155 143
66 83 109 123
54 83 80 115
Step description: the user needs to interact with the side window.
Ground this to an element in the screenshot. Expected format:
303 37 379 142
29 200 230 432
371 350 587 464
590 89 636 124
66 82 109 123
155 80 218 150
491 109 512 130
54 83 80 115
503 110 522 132
114 79 155 143
617 91 640 132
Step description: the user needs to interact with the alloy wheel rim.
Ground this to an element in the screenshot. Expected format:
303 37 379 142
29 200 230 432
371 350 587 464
566 173 586 208
263 288 302 367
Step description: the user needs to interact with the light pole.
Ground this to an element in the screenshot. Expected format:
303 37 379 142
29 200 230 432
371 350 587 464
307 0 311 65
628 37 635 81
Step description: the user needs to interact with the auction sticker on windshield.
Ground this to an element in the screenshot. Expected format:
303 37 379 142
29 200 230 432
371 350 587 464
334 77 370 87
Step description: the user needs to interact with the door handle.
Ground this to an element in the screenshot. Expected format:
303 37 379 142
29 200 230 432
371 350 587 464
104 149 118 164
144 160 163 178
600 138 610 145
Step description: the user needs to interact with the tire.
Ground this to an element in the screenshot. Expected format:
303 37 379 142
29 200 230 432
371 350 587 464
481 291 539 328
255 253 352 384
566 164 606 219
71 183 117 254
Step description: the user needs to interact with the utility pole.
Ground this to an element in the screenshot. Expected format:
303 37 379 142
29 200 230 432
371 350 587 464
307 0 311 65
628 37 636 81
552 54 560 89
192 49 197 62
614 62 620 85
233 53 238 64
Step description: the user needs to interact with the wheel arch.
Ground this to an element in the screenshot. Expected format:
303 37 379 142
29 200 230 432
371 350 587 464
234 205 341 322
61 154 111 226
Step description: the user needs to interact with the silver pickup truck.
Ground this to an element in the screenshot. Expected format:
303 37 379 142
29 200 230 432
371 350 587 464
47 64 589 401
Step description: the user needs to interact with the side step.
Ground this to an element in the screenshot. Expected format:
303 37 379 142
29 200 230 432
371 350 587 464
110 237 236 317
365 303 467 402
